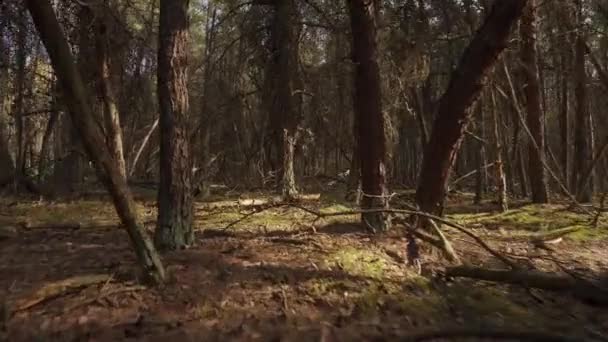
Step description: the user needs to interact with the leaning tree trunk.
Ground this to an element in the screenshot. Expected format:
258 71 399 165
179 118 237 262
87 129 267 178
415 0 528 217
156 0 194 250
95 11 127 179
25 0 166 284
347 0 390 232
520 0 549 203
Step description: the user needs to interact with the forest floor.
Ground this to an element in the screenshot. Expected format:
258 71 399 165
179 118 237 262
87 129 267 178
1 187 608 341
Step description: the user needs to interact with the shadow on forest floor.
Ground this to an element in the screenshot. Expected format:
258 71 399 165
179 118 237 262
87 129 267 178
1 193 608 341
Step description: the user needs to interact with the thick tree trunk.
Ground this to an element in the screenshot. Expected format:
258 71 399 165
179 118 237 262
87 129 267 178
156 0 194 250
348 0 390 232
520 0 549 203
26 0 166 284
268 0 301 201
416 0 528 216
96 12 127 179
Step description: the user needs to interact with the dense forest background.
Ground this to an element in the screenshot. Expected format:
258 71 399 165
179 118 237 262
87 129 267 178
1 0 608 340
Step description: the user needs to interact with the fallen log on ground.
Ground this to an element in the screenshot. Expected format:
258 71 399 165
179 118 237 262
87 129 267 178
11 274 112 313
402 327 585 342
445 266 608 305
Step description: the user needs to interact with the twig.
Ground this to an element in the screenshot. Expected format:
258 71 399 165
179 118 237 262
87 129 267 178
62 285 146 313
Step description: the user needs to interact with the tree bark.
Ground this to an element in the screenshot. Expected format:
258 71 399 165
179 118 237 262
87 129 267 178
156 0 194 250
520 0 549 203
491 88 508 212
572 10 593 202
416 0 528 216
348 0 390 232
25 0 166 284
13 5 27 191
0 11 14 185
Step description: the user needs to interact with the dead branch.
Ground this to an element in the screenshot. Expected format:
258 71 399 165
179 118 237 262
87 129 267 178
223 202 516 268
62 285 146 313
445 266 608 305
11 274 112 314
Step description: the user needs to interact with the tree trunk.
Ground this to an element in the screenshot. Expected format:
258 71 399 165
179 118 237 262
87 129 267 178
156 0 194 250
26 0 166 284
520 0 549 203
0 12 14 185
416 0 528 216
13 5 27 191
268 0 301 201
572 13 593 202
96 10 127 179
348 0 390 232
491 88 508 211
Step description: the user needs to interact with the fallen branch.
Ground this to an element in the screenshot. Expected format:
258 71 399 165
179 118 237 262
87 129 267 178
11 274 112 313
62 285 146 313
223 202 516 269
445 266 608 305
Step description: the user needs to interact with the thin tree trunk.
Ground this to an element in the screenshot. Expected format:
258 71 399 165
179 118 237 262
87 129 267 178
416 0 528 217
129 118 159 178
156 0 194 250
572 15 593 202
13 5 27 191
26 0 166 284
348 0 390 232
491 88 508 211
520 0 549 203
0 12 14 185
96 11 127 179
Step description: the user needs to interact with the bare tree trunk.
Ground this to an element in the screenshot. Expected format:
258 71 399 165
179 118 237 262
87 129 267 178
0 12 14 185
13 5 27 191
520 0 549 203
155 0 194 250
491 88 508 211
26 0 165 283
96 9 127 179
416 0 528 216
348 0 390 232
572 9 593 202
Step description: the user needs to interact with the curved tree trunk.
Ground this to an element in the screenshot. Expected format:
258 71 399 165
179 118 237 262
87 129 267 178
520 0 549 203
155 0 194 250
347 0 390 232
416 0 528 217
